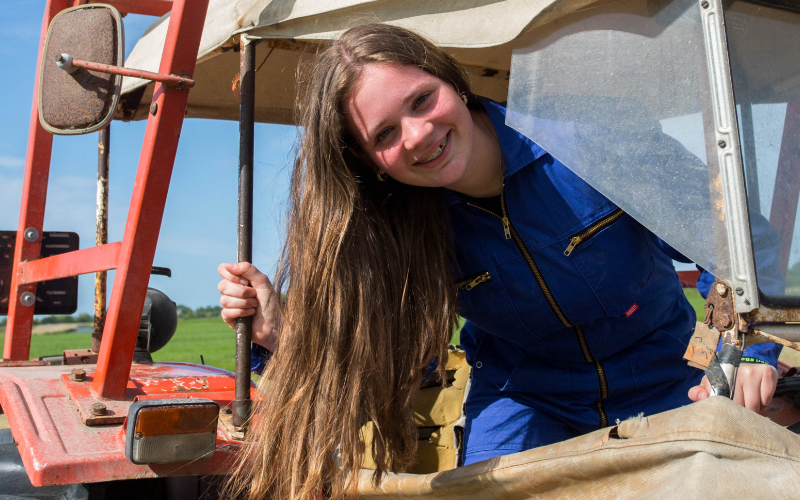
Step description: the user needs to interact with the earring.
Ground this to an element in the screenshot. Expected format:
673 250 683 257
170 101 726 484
460 93 468 105
376 171 388 182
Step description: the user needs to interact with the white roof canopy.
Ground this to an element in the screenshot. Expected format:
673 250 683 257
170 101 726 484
117 0 597 123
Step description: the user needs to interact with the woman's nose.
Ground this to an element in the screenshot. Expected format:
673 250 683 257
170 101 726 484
402 117 433 152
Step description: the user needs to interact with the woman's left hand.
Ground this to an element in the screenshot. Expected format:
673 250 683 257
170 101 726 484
688 363 778 412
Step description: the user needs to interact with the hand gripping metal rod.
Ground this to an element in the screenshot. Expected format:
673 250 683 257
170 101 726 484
232 36 257 428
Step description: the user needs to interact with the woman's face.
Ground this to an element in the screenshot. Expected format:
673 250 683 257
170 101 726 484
344 63 475 190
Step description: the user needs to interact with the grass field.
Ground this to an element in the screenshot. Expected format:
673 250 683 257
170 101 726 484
0 317 237 372
3 289 797 369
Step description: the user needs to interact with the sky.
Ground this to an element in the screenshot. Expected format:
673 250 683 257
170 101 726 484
1 1 296 315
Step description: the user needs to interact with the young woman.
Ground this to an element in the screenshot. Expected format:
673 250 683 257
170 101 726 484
217 23 780 500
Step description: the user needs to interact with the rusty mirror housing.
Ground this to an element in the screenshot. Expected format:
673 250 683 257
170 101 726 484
38 4 124 135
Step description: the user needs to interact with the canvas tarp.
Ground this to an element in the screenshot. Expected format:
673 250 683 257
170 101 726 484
117 0 600 123
357 397 800 499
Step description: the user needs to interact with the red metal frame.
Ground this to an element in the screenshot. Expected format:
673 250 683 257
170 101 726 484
18 242 121 285
3 0 210 400
93 0 210 399
78 0 173 17
2 0 70 362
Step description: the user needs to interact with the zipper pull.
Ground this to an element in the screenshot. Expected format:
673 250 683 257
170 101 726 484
501 217 511 240
564 236 582 256
465 272 490 290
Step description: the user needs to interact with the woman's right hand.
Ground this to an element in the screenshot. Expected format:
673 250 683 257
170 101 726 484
217 262 281 352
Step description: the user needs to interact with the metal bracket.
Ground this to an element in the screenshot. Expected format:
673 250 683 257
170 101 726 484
699 0 759 312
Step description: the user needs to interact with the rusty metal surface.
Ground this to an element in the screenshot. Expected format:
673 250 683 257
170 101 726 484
69 57 195 89
0 359 51 367
683 322 720 370
750 329 800 353
0 362 248 486
745 302 800 324
233 37 256 429
704 280 735 331
63 349 99 365
40 7 119 131
61 364 245 426
94 126 110 353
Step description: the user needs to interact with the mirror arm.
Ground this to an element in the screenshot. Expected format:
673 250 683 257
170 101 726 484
56 53 195 89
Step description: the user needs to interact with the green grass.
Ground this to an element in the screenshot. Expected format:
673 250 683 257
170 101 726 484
683 287 705 320
2 289 705 363
0 317 237 371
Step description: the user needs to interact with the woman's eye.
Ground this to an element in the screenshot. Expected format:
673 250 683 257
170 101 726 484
375 128 392 144
414 93 430 109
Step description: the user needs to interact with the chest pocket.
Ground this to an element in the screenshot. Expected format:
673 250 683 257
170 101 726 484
455 268 549 350
564 212 654 317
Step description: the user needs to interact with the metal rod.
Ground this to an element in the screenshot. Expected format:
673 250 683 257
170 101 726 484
232 36 256 428
93 126 110 353
56 54 195 89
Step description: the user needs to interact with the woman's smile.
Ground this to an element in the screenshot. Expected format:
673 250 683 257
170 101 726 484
413 131 450 166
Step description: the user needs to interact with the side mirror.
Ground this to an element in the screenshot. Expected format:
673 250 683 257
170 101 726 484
38 5 124 135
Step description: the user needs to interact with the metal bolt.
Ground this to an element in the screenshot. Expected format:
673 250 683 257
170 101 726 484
69 369 87 382
149 102 158 116
90 403 107 416
135 432 143 440
718 139 726 148
701 0 709 8
23 228 39 242
735 287 744 296
222 406 232 415
20 292 35 307
715 283 728 297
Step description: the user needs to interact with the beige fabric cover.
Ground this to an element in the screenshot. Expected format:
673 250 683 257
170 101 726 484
358 397 800 499
118 0 600 123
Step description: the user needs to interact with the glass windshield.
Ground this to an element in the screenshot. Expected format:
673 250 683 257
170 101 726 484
725 1 800 303
506 0 731 280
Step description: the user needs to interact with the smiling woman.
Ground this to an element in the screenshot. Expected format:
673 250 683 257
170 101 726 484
217 21 780 500
344 63 503 198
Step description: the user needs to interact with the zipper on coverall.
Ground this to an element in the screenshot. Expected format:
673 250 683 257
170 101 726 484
465 191 617 429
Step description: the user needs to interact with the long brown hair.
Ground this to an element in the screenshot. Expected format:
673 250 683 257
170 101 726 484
227 24 472 500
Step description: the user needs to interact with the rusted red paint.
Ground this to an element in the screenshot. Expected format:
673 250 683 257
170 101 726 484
62 365 247 426
760 395 800 427
18 242 121 285
676 270 700 288
92 0 210 399
68 58 195 89
0 362 251 486
745 302 800 324
63 349 99 365
0 359 51 367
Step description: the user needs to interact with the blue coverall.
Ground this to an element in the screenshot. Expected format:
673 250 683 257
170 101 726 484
449 98 781 465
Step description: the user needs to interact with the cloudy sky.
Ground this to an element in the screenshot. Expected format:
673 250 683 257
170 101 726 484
1 1 296 315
